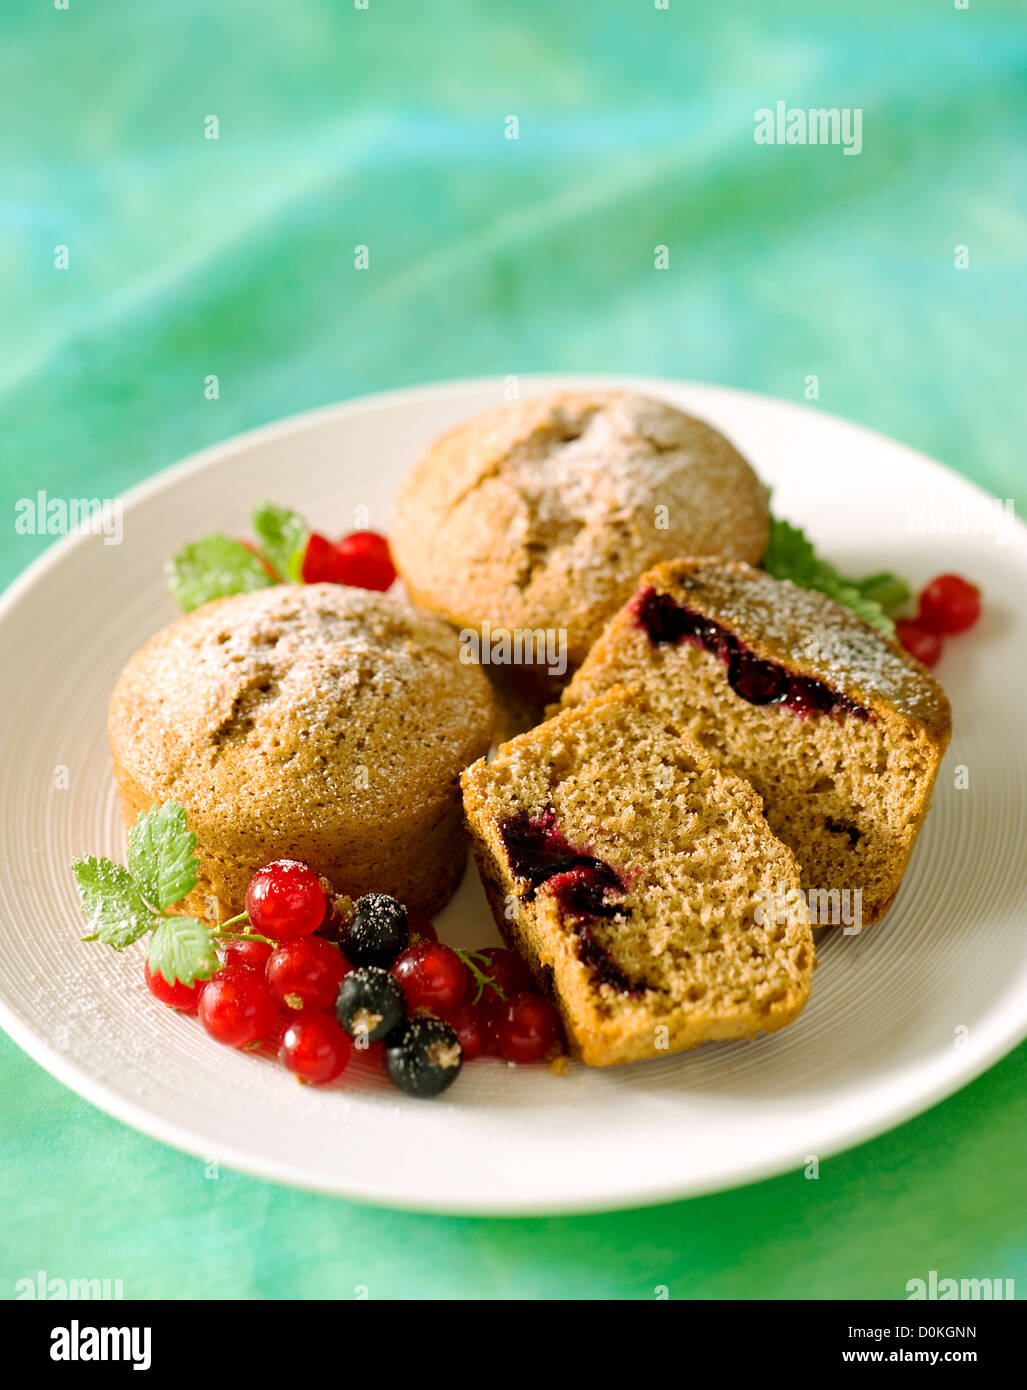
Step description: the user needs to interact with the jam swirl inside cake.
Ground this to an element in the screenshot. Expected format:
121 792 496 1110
500 808 626 916
633 586 870 721
498 809 641 994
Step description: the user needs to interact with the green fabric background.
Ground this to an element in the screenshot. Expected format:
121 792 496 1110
1 1 1024 1299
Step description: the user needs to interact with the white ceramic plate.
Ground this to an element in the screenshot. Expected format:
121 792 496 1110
1 375 1025 1215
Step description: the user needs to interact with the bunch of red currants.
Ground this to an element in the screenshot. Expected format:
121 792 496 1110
144 858 562 1096
895 573 981 669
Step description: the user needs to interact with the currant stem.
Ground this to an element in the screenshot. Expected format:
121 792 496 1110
215 932 277 949
454 948 506 1007
211 914 276 948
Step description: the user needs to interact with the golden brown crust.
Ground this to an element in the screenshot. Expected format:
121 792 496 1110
462 688 812 1066
390 391 770 693
108 584 493 919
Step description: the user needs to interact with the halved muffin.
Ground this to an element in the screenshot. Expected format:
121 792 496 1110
561 560 952 925
462 687 812 1066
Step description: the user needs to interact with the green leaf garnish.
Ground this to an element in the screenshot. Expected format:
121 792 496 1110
127 803 199 911
251 500 309 583
167 534 273 612
71 857 159 948
855 571 913 613
762 517 816 584
147 916 219 989
72 801 234 988
763 518 910 637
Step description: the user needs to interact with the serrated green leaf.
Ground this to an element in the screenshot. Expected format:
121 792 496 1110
167 533 274 612
72 857 159 949
820 580 896 635
763 517 822 587
855 572 912 615
251 500 310 582
127 803 199 910
147 916 219 988
763 517 904 637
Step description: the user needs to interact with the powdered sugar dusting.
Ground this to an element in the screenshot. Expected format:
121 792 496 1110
391 391 769 666
501 392 763 559
111 584 493 819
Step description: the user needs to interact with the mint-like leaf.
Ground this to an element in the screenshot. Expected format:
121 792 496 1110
763 518 822 588
763 517 908 637
822 581 897 635
855 572 912 614
72 857 158 948
252 500 309 582
167 534 273 612
147 916 219 988
127 803 199 911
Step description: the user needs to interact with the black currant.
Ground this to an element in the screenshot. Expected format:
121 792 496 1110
335 966 405 1044
339 894 409 968
384 1015 463 1098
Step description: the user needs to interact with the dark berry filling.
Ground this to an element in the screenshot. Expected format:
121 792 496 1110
632 586 870 722
727 648 789 706
499 808 583 893
574 925 641 995
498 810 640 994
545 862 625 920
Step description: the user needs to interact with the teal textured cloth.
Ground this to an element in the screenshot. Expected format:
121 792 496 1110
1 0 1025 1298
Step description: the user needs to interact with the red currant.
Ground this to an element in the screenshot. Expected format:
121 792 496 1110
441 1000 489 1062
267 1010 293 1049
492 992 561 1063
144 959 205 1011
332 531 396 591
407 909 438 944
279 1012 352 1084
245 859 325 940
392 941 467 1014
222 937 273 972
301 532 342 584
895 619 943 669
469 946 534 1004
917 574 981 635
267 936 349 1012
198 966 277 1047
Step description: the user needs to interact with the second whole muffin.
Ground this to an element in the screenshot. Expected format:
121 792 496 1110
107 584 494 921
390 390 770 697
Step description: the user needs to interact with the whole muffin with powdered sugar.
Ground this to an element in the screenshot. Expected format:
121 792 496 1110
107 584 493 922
389 391 769 696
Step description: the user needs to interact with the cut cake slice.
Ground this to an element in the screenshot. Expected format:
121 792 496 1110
461 686 812 1066
560 559 952 926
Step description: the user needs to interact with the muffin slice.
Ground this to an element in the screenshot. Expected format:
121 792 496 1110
561 560 952 926
461 687 812 1066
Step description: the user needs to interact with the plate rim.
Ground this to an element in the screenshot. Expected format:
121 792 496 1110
2 372 1025 1216
2 993 1024 1216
